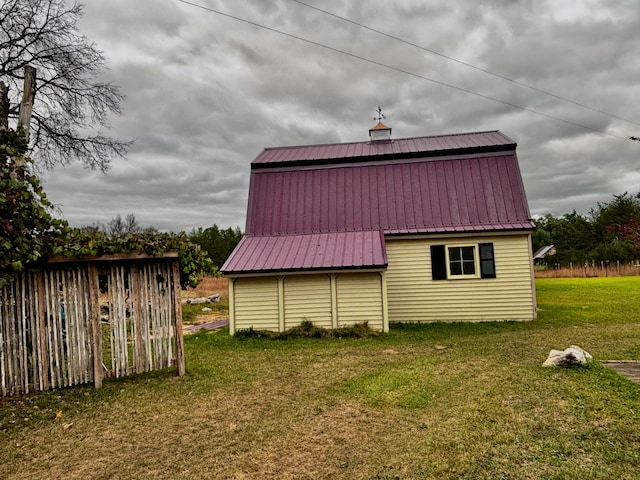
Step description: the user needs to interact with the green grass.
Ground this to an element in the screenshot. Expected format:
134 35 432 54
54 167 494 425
1 277 640 479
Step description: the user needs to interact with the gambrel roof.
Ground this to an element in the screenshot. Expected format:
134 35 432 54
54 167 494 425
222 130 534 274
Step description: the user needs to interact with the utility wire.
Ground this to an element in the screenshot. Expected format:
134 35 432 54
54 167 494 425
175 0 636 143
292 0 640 128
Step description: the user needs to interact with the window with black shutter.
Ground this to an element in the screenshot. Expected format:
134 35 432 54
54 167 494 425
430 242 497 280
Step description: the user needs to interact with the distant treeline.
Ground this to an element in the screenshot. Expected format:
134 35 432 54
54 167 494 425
533 192 640 266
188 225 243 271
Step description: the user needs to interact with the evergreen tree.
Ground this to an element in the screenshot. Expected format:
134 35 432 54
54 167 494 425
189 225 243 270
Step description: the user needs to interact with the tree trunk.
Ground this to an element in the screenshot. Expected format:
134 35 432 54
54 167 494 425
0 82 8 129
17 65 36 138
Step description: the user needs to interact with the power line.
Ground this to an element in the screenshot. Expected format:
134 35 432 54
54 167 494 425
292 0 640 128
175 0 636 143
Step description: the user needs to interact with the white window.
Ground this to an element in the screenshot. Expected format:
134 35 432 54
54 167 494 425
447 245 477 278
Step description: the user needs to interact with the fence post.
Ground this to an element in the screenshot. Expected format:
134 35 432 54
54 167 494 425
131 266 145 374
171 261 185 377
172 260 185 376
36 272 50 391
88 263 103 388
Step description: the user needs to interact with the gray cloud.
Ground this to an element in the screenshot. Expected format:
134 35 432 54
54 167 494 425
42 0 640 232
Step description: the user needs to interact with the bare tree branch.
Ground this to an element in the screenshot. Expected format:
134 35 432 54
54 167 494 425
0 0 131 170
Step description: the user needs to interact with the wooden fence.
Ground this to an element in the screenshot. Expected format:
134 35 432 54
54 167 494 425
0 254 184 397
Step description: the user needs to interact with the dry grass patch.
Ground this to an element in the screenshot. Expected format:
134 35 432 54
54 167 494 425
2 277 640 479
183 276 228 300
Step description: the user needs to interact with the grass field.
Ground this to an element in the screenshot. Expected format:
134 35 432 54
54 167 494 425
1 277 640 479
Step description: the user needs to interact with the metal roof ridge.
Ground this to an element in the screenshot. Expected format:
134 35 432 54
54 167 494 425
397 129 506 141
259 139 369 153
256 130 512 154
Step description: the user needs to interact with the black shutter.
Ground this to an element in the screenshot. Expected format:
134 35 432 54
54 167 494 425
479 243 496 278
430 245 447 280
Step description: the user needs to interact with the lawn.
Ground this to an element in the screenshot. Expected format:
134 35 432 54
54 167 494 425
1 277 639 479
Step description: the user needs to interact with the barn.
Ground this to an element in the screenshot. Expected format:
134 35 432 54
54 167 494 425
221 123 537 334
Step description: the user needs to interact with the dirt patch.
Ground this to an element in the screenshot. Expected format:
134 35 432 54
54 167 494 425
184 318 229 333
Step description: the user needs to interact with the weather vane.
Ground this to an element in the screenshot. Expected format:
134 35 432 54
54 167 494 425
373 106 385 121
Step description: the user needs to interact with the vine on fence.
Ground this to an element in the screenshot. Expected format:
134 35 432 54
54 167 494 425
52 229 216 288
1 129 67 288
1 128 214 289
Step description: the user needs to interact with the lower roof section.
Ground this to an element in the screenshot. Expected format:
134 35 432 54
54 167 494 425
221 230 387 275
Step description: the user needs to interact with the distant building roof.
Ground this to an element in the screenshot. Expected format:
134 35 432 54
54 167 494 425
222 130 533 274
533 245 556 260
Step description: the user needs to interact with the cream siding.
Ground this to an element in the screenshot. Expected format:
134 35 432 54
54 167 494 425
284 275 333 329
386 235 535 323
229 272 388 333
232 277 280 331
336 273 386 331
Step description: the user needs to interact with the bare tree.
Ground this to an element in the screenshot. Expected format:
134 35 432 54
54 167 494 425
106 213 142 236
0 0 132 171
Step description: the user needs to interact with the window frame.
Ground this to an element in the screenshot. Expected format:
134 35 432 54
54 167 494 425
445 244 479 279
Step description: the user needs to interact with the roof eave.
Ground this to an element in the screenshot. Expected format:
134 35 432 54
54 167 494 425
383 224 535 236
222 263 388 276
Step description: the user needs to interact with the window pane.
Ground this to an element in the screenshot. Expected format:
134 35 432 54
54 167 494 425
449 247 461 261
450 262 462 275
462 246 474 261
463 260 476 275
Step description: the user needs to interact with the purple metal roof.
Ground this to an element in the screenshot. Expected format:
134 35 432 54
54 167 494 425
223 130 533 274
252 130 515 166
245 153 533 236
221 230 387 274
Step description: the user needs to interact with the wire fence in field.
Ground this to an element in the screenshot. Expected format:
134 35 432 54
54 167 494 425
535 260 640 278
0 255 184 397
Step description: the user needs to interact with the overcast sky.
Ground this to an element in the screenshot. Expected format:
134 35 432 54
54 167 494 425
42 0 640 232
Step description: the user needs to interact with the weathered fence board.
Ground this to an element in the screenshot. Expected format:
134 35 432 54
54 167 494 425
0 256 183 397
